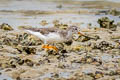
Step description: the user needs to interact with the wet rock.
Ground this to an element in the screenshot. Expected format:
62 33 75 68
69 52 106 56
24 59 34 67
98 17 117 31
64 40 73 46
72 33 98 42
87 34 100 41
108 9 120 16
55 43 64 51
2 37 14 46
11 57 24 65
0 45 3 48
0 32 42 47
76 35 91 42
18 25 33 30
117 22 120 27
81 56 99 64
16 45 36 54
2 57 24 68
71 45 92 52
16 33 42 46
0 23 13 31
53 20 59 26
83 75 94 80
54 23 68 30
40 20 48 26
43 78 52 80
51 73 59 78
0 72 2 75
94 71 103 79
116 69 120 75
10 71 21 79
56 4 62 9
93 41 115 51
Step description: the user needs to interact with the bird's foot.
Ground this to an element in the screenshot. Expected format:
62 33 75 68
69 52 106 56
42 44 58 53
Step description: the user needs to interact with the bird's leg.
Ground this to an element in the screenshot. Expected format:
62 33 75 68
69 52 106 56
42 43 58 53
42 40 48 51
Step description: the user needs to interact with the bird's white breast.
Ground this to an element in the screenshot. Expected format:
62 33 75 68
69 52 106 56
26 30 64 44
46 32 64 43
26 30 46 41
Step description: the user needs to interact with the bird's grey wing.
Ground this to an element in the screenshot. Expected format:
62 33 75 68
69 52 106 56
26 27 58 35
57 30 68 38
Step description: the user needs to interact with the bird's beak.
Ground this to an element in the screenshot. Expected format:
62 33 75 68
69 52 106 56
78 32 84 36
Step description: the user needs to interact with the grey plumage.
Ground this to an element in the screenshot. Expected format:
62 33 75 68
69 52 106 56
26 26 78 44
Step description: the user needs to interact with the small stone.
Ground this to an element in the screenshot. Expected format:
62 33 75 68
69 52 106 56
56 4 62 9
94 71 103 79
40 20 48 26
43 78 52 80
83 75 94 80
0 72 2 75
24 59 34 67
86 58 93 63
97 17 117 31
18 25 32 30
11 71 20 79
116 69 120 75
0 23 13 31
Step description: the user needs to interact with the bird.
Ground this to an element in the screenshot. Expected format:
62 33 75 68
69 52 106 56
25 26 79 52
26 26 78 44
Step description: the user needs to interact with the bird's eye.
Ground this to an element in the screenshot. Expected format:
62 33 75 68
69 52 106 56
74 28 77 30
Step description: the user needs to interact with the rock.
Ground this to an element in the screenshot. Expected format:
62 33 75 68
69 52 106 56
43 78 52 80
94 71 103 79
72 33 97 42
93 41 115 51
10 71 20 79
98 17 117 31
71 45 92 52
0 23 13 31
16 33 42 46
24 59 34 67
83 75 94 80
53 20 59 26
54 23 68 30
56 4 62 9
116 69 120 75
16 45 36 54
108 9 120 16
18 25 33 30
40 20 48 26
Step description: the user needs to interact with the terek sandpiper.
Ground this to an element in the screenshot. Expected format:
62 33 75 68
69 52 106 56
25 26 78 52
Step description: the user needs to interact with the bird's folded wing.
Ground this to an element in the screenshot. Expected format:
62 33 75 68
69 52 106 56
26 27 58 35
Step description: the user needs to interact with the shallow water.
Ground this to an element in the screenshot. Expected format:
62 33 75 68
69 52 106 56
0 71 12 80
74 0 120 3
0 0 120 29
0 13 119 29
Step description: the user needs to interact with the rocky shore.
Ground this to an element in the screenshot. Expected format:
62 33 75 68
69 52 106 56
0 17 120 80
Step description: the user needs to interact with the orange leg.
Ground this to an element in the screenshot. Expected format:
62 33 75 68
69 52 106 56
42 44 58 52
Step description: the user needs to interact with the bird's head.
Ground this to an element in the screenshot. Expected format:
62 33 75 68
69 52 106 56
68 26 78 34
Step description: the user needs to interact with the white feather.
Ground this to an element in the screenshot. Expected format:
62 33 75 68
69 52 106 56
26 30 64 44
26 30 46 41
